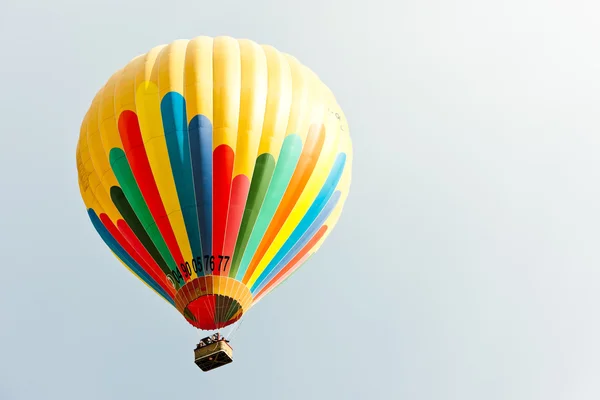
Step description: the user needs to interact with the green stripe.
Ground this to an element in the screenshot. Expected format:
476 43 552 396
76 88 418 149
184 308 196 321
109 148 181 289
229 153 276 278
110 186 172 278
223 296 243 323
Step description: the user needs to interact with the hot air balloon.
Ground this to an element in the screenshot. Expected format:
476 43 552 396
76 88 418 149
76 36 352 371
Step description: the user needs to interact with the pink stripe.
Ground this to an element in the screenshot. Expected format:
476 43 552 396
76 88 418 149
221 174 251 273
254 252 311 303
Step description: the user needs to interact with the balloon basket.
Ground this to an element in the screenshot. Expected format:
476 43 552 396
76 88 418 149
194 335 233 372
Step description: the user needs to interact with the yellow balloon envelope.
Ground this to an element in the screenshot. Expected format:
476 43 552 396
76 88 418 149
76 36 352 330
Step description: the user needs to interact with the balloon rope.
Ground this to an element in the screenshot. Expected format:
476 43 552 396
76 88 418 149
226 315 245 342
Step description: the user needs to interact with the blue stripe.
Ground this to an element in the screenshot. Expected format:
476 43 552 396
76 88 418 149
251 153 346 293
161 92 203 262
87 209 174 305
188 114 213 265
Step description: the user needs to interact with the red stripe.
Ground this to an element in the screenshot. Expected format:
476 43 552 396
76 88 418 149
118 110 190 281
212 144 234 276
185 295 242 330
117 220 176 297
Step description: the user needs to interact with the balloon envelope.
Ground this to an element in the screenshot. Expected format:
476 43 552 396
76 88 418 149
76 36 352 330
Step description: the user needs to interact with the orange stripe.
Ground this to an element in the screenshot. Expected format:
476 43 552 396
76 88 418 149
242 124 326 284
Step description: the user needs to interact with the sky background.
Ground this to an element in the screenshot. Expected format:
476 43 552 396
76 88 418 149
2 0 600 399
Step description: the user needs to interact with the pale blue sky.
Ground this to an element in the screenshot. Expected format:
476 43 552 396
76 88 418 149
2 0 600 399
